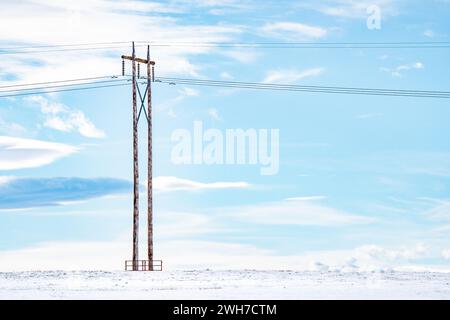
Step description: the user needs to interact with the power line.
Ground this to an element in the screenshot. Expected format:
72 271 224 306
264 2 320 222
160 82 450 98
2 75 450 99
0 41 130 50
3 40 450 49
151 41 450 45
153 77 450 99
0 82 130 98
0 78 128 94
156 77 450 95
0 75 120 89
0 44 148 55
157 79 450 98
1 41 450 56
147 43 450 49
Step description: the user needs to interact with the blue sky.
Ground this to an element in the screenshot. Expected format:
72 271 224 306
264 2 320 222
1 0 450 271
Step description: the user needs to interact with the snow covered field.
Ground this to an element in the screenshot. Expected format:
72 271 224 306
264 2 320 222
1 270 450 299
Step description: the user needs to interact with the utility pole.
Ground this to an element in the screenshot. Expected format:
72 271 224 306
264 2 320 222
131 42 139 271
122 42 158 271
147 45 154 270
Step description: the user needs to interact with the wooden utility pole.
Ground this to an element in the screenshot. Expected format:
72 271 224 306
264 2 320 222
122 42 158 271
131 42 139 271
146 45 154 270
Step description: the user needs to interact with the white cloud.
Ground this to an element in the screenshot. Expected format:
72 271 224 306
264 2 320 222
263 68 324 84
0 116 27 136
178 87 199 97
167 108 177 118
181 0 242 6
424 199 450 221
311 0 397 19
0 176 15 186
0 136 78 170
220 71 234 80
0 238 271 271
442 249 450 260
26 0 182 14
0 239 440 272
0 176 132 209
380 62 425 78
154 176 250 192
357 243 429 261
228 197 374 226
174 0 252 15
156 86 201 116
0 240 128 271
26 95 105 138
157 211 226 238
0 0 243 89
301 244 432 272
285 196 327 201
207 107 221 121
431 225 450 236
423 29 435 38
261 22 328 41
44 117 71 132
222 49 260 63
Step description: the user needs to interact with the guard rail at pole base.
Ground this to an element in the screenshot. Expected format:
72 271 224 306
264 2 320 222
124 260 163 271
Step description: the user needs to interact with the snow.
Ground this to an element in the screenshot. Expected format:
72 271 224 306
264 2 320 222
1 270 450 299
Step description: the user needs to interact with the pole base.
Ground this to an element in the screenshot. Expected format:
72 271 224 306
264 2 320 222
124 260 163 271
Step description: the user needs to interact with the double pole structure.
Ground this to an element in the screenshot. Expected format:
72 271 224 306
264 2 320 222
122 42 156 271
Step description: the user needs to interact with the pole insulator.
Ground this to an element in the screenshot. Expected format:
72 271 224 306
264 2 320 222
152 65 155 82
122 59 125 76
138 63 140 79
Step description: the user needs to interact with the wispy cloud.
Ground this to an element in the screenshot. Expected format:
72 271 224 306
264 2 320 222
423 199 450 222
0 239 438 272
32 0 183 15
154 176 250 192
261 22 328 41
227 197 375 226
0 0 243 84
380 62 424 78
0 116 27 136
26 95 105 138
207 107 221 121
178 87 199 97
262 68 324 84
0 136 78 170
220 71 234 80
0 176 132 209
285 196 327 202
0 238 271 271
423 29 435 38
177 0 253 15
156 86 201 117
158 211 225 238
442 249 450 260
304 0 397 19
0 176 15 186
0 174 252 210
222 49 260 63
